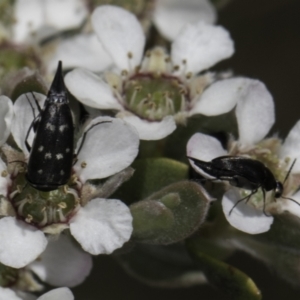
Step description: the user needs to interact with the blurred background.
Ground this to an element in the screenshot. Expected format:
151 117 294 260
72 0 300 299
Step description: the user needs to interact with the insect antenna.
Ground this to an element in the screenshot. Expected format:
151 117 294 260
229 189 258 215
75 121 112 158
25 93 42 152
283 158 297 184
280 159 300 208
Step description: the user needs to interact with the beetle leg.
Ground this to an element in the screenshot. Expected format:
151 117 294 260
75 121 112 161
228 189 258 216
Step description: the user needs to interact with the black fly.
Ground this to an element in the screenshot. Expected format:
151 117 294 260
188 155 298 215
25 61 74 191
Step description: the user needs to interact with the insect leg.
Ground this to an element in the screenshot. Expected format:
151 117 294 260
261 188 272 217
228 189 258 216
74 121 112 163
25 93 42 152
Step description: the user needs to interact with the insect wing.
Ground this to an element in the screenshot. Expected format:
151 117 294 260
26 102 74 190
26 61 74 191
211 156 275 187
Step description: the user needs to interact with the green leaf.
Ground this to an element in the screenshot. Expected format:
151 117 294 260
186 239 262 300
113 157 189 205
228 213 300 286
130 181 210 244
116 243 207 288
257 213 300 249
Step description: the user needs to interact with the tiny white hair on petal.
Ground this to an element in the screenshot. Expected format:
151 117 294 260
65 68 123 110
47 33 112 74
280 120 300 173
0 217 48 268
190 78 251 116
92 5 145 72
74 116 139 182
171 22 234 75
235 79 274 146
29 234 92 287
117 112 176 140
222 189 273 234
0 287 22 300
37 287 74 300
0 96 13 146
70 198 133 255
11 92 46 156
153 0 217 41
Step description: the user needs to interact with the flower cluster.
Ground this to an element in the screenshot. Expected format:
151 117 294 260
0 1 299 299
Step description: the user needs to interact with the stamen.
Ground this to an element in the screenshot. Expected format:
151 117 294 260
39 209 48 227
57 208 67 222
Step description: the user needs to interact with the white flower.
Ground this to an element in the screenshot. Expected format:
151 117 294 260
47 0 217 73
65 5 234 140
9 0 88 44
0 287 74 300
29 234 92 287
0 235 89 297
0 92 138 267
187 78 278 234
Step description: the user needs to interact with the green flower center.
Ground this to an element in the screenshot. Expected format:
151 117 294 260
9 173 79 228
124 74 187 121
0 263 18 287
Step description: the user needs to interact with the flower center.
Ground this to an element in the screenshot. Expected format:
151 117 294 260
124 74 187 121
9 172 79 228
0 263 18 287
230 138 287 182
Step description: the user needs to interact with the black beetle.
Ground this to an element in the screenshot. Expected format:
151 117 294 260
25 61 74 191
188 155 297 215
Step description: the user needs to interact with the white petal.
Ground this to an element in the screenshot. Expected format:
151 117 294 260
0 287 22 300
12 93 46 156
222 189 273 234
171 22 234 75
29 234 92 287
235 79 274 146
13 0 44 42
70 198 133 255
74 116 139 182
15 291 36 300
0 156 10 197
13 0 88 43
187 132 227 178
187 132 227 161
0 217 47 268
0 96 13 146
117 112 176 140
153 0 217 41
44 0 88 30
190 78 249 116
65 68 122 110
280 120 300 173
37 288 74 300
278 190 300 218
91 5 145 72
47 33 112 74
